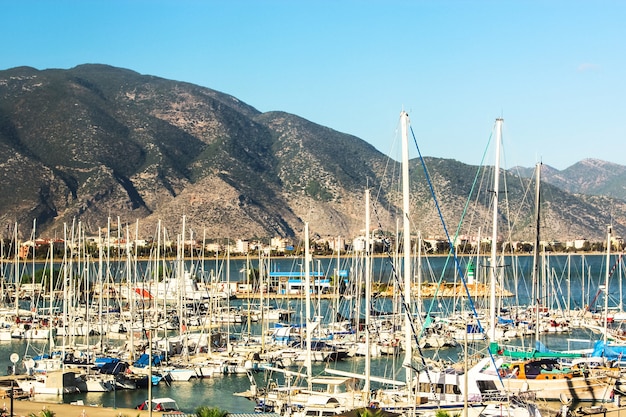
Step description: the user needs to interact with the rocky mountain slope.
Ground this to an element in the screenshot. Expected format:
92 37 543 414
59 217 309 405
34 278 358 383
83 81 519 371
513 160 626 201
0 64 624 242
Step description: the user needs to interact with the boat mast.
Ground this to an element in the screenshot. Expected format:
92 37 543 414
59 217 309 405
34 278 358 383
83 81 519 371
179 215 186 338
62 223 68 364
49 238 54 353
364 189 371 395
0 238 4 308
155 219 161 339
532 162 541 342
400 110 412 383
226 239 231 352
489 118 503 345
417 231 422 317
31 220 36 313
127 224 134 361
335 235 341 320
260 247 265 352
14 222 19 318
604 225 612 345
98 228 104 348
304 222 312 390
106 217 111 339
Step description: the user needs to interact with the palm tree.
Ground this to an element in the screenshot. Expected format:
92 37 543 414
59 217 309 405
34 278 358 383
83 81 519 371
356 408 386 417
195 406 228 417
28 409 56 417
435 411 460 417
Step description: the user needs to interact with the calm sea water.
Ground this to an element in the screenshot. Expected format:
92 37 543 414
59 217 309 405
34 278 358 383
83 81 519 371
3 252 620 307
0 253 621 412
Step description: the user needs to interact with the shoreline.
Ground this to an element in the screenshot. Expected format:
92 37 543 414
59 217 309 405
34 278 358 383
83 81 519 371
1 251 610 265
9 398 157 417
11 397 626 417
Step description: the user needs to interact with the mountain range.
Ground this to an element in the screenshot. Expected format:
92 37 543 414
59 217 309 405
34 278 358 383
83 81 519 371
0 64 624 242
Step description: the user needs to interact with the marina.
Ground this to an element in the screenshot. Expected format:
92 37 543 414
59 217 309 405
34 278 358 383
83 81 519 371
1 0 624 413
0 117 624 417
0 251 625 415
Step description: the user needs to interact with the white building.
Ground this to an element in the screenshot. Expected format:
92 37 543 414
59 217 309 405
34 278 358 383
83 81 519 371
236 239 249 254
204 242 222 253
271 237 289 252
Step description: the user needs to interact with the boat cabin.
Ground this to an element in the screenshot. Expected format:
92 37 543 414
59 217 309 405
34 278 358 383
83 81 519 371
136 397 182 412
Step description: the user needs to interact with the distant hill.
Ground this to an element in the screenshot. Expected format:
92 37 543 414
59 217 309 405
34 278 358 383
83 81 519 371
1 64 624 241
512 159 626 202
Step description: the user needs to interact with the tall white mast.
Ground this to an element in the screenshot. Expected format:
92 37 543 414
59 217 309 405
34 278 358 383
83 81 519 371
304 222 312 390
155 220 161 339
417 231 422 317
489 118 503 345
49 238 54 352
532 162 542 341
126 224 134 360
364 189 371 395
400 111 412 382
604 225 612 345
14 223 19 318
98 228 104 346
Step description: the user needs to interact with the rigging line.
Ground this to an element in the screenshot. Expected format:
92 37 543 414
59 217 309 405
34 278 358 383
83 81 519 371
409 124 490 335
370 199 438 398
587 253 625 312
499 150 519 261
409 121 509 386
366 118 491 392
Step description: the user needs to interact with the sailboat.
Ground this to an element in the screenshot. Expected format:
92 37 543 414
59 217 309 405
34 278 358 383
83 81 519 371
237 113 546 417
235 222 369 416
327 115 545 417
484 155 616 402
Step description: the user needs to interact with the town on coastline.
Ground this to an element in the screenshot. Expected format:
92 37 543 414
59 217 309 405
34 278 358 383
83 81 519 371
5 226 624 261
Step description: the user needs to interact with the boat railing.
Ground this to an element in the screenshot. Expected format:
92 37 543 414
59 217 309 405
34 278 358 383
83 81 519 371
481 390 512 403
497 344 528 355
481 390 536 403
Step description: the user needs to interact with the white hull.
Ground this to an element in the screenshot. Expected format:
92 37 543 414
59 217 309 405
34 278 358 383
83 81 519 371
499 375 613 402
76 375 114 392
165 368 196 381
194 364 223 378
16 370 79 395
24 327 56 340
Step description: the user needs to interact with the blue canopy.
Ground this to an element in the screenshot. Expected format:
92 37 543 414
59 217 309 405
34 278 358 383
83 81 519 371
592 340 626 360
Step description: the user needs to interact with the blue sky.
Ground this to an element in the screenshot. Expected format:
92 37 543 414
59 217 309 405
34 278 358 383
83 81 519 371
2 1 624 170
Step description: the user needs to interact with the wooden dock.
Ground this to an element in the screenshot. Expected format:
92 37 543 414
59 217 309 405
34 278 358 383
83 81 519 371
234 281 512 299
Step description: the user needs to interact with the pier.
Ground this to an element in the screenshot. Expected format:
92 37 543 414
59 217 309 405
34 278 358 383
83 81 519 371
233 281 512 299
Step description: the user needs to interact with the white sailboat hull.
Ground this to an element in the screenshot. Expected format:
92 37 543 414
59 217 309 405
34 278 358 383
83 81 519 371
499 375 613 402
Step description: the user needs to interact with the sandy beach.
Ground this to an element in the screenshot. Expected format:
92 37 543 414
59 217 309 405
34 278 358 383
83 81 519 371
8 399 164 417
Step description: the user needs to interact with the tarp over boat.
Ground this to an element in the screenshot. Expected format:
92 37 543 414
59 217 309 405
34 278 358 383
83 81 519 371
592 340 626 360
